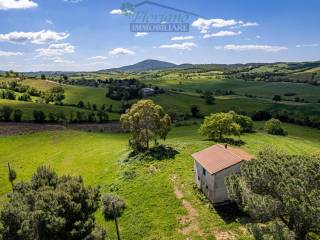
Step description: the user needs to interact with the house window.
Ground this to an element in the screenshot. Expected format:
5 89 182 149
202 168 206 176
197 176 200 181
206 185 208 189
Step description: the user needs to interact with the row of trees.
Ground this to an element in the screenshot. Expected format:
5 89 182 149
0 107 109 123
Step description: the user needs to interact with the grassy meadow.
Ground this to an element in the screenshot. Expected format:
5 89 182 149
0 122 319 239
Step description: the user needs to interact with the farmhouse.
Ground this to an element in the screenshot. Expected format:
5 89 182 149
141 87 155 97
192 144 253 205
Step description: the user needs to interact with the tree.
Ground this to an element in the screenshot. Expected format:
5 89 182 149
226 148 320 239
33 110 46 123
264 118 286 135
40 74 46 80
7 163 16 191
203 91 215 104
199 112 241 140
97 110 109 123
13 110 22 122
229 111 254 133
190 105 200 117
77 100 85 108
0 107 13 121
0 166 106 240
120 100 171 152
273 95 282 102
102 194 126 220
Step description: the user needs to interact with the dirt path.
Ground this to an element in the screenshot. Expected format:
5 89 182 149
171 174 240 240
171 174 204 238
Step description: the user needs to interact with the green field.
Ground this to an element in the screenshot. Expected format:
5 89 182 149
0 123 319 239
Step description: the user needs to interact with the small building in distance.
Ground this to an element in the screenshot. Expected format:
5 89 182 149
192 144 253 205
141 87 155 97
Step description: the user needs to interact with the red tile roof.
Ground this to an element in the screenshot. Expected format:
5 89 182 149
192 144 254 174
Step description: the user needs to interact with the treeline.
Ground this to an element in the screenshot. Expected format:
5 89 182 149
0 106 109 123
252 109 320 129
227 71 320 85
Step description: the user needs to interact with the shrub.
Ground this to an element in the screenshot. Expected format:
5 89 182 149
102 194 126 220
264 118 286 135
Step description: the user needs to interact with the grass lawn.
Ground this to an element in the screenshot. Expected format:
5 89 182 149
0 122 319 239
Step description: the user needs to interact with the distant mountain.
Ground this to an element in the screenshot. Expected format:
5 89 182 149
101 59 177 72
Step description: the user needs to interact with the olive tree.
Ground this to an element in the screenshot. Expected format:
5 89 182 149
120 100 171 152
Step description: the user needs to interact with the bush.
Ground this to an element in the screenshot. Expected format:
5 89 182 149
264 118 287 135
102 194 126 220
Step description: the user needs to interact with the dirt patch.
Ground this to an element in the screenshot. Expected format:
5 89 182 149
0 122 65 136
0 122 123 136
212 230 236 240
171 174 203 237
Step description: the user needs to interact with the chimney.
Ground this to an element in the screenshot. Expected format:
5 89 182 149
225 144 228 149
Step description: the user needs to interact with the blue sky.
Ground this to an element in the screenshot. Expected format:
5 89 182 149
0 0 319 71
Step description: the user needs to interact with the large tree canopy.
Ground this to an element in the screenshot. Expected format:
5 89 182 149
0 166 105 240
120 100 171 152
226 148 320 239
199 112 241 140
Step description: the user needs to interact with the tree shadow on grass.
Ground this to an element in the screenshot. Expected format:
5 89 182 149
202 137 245 146
126 145 179 162
214 202 252 224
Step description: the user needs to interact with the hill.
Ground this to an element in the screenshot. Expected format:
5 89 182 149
102 59 177 72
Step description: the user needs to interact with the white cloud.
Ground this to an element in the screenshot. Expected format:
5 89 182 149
88 56 108 60
203 31 241 39
192 18 258 33
158 42 197 50
45 19 53 25
296 43 319 48
0 30 69 44
171 36 194 41
239 21 259 27
0 50 23 56
135 32 148 37
110 9 123 15
53 58 74 64
0 0 38 10
109 48 135 56
36 43 75 56
219 44 288 52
